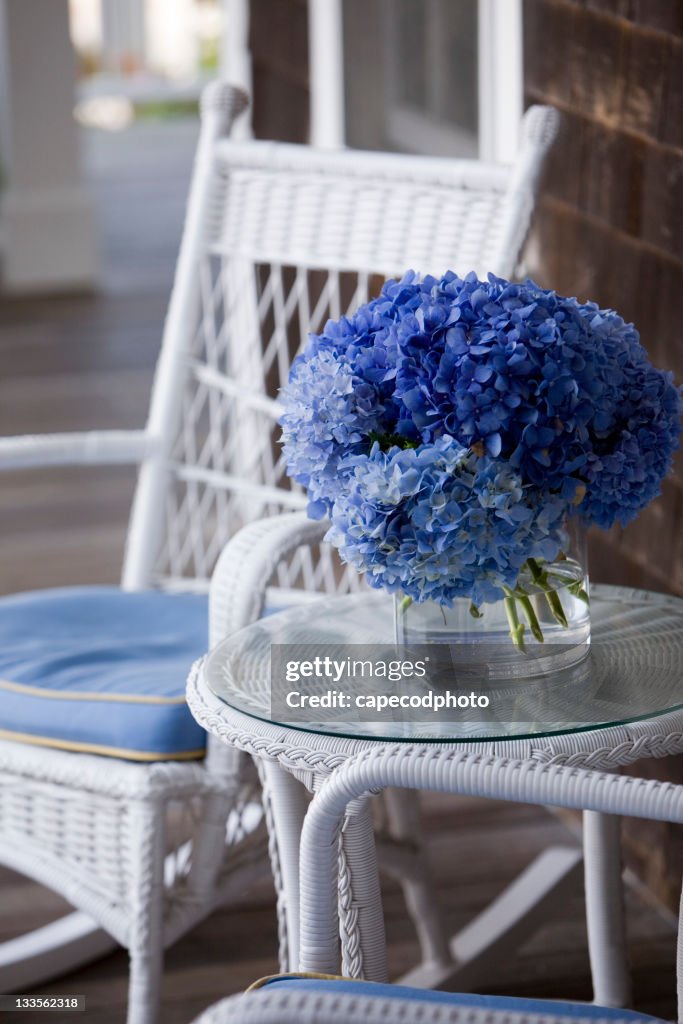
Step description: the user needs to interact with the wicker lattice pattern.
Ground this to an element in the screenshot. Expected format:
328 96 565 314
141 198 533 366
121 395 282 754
159 257 373 591
150 107 559 593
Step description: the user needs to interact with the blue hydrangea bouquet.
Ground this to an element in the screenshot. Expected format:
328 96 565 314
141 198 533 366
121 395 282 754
281 271 681 657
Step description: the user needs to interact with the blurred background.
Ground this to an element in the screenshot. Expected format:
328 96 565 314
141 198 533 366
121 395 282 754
0 1 681 1018
1 0 681 599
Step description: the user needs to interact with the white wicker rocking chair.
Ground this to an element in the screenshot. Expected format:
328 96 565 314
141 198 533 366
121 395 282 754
0 81 560 1024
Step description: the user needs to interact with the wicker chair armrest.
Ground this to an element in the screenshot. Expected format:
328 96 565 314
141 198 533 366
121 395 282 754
298 746 683 982
0 430 158 470
209 512 328 646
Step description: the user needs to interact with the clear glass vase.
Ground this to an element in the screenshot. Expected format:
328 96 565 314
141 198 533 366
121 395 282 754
393 521 590 681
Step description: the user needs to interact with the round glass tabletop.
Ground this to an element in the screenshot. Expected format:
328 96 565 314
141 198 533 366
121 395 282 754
205 585 683 743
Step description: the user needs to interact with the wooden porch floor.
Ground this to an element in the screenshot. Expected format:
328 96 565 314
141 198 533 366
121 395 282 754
0 792 677 1023
0 120 677 1023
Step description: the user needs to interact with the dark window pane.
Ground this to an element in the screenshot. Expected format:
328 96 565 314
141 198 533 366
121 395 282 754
344 0 479 156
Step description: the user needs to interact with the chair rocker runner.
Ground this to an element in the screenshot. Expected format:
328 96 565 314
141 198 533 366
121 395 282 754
0 79 617 1024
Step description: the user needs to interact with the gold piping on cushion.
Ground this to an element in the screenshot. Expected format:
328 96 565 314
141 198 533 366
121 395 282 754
0 728 205 762
247 973 353 993
0 678 186 705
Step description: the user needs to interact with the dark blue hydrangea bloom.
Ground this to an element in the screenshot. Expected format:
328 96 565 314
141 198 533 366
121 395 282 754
580 362 681 527
280 270 681 604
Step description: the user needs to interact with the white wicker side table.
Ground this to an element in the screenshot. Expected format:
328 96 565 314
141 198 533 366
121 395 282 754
187 584 683 1001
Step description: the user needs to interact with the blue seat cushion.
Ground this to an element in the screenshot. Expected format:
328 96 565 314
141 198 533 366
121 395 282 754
260 977 664 1023
0 586 209 761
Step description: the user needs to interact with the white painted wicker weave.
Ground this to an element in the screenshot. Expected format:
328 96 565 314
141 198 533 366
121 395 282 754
0 80 559 1024
189 757 683 1024
191 516 683 1005
193 986 654 1024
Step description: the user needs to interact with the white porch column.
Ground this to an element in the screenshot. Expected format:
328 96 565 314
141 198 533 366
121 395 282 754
0 0 98 292
220 0 252 139
478 0 524 163
308 0 345 150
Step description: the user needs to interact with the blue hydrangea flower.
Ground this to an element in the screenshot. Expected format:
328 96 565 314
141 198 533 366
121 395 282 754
279 270 682 605
325 437 567 606
580 362 681 527
280 348 387 517
388 272 680 515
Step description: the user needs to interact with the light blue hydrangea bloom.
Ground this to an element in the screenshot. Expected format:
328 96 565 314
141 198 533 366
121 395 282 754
325 437 567 606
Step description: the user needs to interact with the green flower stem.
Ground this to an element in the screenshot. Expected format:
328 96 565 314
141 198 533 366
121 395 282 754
513 588 545 643
567 581 590 605
469 602 483 619
398 594 413 614
541 565 590 606
503 590 526 650
525 557 569 629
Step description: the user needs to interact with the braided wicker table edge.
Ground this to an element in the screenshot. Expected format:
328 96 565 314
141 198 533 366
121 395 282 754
187 658 683 778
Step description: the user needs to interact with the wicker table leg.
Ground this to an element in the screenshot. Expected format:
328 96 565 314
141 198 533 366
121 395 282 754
338 796 387 982
127 801 166 1024
584 811 631 1007
259 760 309 972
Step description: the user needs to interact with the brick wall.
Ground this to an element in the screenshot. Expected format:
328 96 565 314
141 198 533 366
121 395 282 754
524 0 683 912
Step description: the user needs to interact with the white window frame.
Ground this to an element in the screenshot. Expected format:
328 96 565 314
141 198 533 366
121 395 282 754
307 0 523 162
308 0 345 150
383 0 478 159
